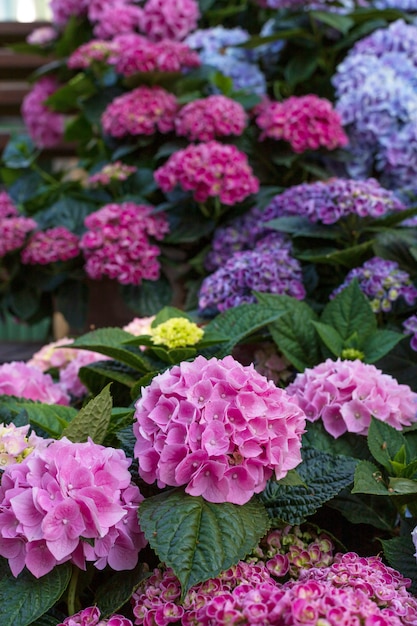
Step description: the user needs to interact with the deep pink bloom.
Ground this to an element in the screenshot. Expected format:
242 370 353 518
21 227 80 265
134 355 306 504
0 438 146 578
139 0 200 42
287 358 417 437
0 191 18 219
255 95 348 153
101 86 178 138
50 0 88 25
0 216 36 257
21 76 65 149
154 140 259 205
175 95 247 142
0 361 69 405
93 3 143 39
67 40 119 70
80 202 169 285
59 606 133 625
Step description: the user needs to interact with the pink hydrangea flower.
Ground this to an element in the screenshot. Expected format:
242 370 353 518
286 358 417 438
21 227 80 265
101 86 178 138
0 438 147 578
87 161 137 186
21 76 65 149
59 350 110 398
0 216 36 257
80 202 169 285
112 34 201 76
59 606 133 626
139 0 200 41
0 423 50 470
154 140 259 205
0 361 69 405
123 316 155 335
93 2 143 39
174 95 247 142
50 0 88 25
67 40 119 70
255 95 348 153
28 338 78 372
26 26 57 46
0 191 17 219
134 355 306 504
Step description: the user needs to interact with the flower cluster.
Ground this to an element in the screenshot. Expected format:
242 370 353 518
0 209 36 257
134 354 306 504
174 95 247 142
0 423 50 470
101 86 178 138
263 177 406 225
92 3 143 40
0 438 146 578
50 0 88 25
79 202 169 285
87 161 137 186
138 0 200 42
21 76 65 149
26 25 57 46
59 350 110 399
403 314 417 350
59 606 133 626
255 95 348 153
123 316 155 336
112 34 201 76
331 256 417 313
257 0 368 9
199 234 305 313
0 361 69 405
150 317 204 348
287 357 417 437
67 40 119 70
154 140 259 205
0 191 17 218
21 227 80 265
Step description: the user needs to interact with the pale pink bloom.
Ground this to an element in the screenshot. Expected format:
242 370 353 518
0 216 36 257
101 86 178 138
175 95 247 141
87 161 137 187
26 26 57 46
154 140 259 205
139 0 200 42
67 40 119 70
93 2 143 39
123 316 155 335
287 358 417 437
21 77 65 149
134 355 306 504
0 361 69 405
0 438 146 578
255 95 348 153
0 423 50 470
59 350 110 398
21 227 80 265
28 338 80 372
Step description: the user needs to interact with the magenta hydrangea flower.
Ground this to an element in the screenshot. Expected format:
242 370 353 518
21 227 80 265
286 358 417 438
67 40 119 70
26 26 57 46
331 257 417 313
21 76 65 149
80 202 169 285
154 140 259 205
59 606 133 626
0 191 18 219
93 3 143 39
50 0 88 25
101 86 178 138
0 423 50 470
0 216 37 257
255 95 348 153
112 33 201 76
0 438 146 578
87 161 137 186
0 361 69 406
134 355 306 504
174 95 247 142
139 0 200 41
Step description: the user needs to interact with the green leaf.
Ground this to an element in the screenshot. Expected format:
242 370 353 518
352 460 390 495
284 52 318 88
312 321 344 356
381 535 417 594
303 421 370 461
260 448 357 525
375 338 417 392
0 559 71 626
328 490 398 531
311 10 354 33
361 329 404 363
61 384 113 444
297 240 373 267
1 134 39 169
121 278 173 317
139 490 270 598
388 477 417 495
152 307 192 325
321 280 376 343
277 470 306 487
95 563 148 618
45 73 95 112
204 304 287 358
266 216 341 240
367 417 406 471
0 396 77 438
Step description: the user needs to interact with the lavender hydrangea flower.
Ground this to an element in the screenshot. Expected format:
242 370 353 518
375 0 417 7
256 0 369 11
403 314 417 350
331 257 417 313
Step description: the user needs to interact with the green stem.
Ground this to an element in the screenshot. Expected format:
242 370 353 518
30 162 59 186
67 565 80 616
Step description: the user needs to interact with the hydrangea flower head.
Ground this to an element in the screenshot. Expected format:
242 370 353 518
403 314 417 351
87 161 137 186
21 76 65 149
67 40 119 70
50 0 88 25
59 606 133 626
134 354 306 504
255 95 348 153
175 95 247 142
27 26 57 46
331 257 417 313
287 358 417 437
93 2 143 40
0 361 69 405
0 191 18 219
59 350 111 399
80 202 169 285
21 227 80 265
0 215 37 257
154 140 259 205
0 438 146 578
28 337 78 372
123 316 155 336
150 317 204 348
0 423 50 470
139 0 200 42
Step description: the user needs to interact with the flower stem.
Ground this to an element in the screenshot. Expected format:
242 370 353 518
67 565 80 616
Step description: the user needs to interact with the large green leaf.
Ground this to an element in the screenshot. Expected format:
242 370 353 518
260 448 357 525
0 559 71 626
311 321 343 357
375 338 417 392
320 280 376 343
381 535 417 594
0 397 77 438
367 418 406 471
1 134 39 169
266 216 341 240
95 563 148 618
61 384 112 444
328 491 398 531
352 460 390 495
121 278 173 317
139 490 270 598
360 329 404 363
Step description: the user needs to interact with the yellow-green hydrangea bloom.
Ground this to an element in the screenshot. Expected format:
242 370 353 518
150 317 204 349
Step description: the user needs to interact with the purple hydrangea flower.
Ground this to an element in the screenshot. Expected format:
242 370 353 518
403 314 417 350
